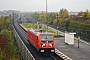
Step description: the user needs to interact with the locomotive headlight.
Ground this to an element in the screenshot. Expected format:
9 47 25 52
49 44 52 47
41 50 44 52
42 44 45 47
51 49 55 52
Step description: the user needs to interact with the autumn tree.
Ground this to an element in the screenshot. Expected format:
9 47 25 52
37 11 46 23
47 12 57 24
84 9 90 19
59 8 69 18
78 9 90 19
0 16 10 31
0 16 4 30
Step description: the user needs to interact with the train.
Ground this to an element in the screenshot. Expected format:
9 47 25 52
28 28 55 53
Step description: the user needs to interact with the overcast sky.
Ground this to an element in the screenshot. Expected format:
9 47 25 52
0 0 90 12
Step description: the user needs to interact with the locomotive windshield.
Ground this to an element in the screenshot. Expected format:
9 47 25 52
40 34 53 42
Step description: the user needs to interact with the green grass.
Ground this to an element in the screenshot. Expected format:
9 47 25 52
23 23 63 37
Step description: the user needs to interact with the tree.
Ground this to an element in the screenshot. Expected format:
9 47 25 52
84 9 90 19
78 9 90 19
59 8 69 18
0 16 4 30
0 16 10 31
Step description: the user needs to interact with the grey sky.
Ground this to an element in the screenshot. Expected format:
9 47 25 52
0 0 90 12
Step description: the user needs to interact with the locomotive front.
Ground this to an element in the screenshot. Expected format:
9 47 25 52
37 33 55 53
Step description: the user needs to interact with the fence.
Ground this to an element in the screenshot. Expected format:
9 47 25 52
12 24 35 60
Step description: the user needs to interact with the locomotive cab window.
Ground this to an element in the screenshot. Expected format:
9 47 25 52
40 34 53 42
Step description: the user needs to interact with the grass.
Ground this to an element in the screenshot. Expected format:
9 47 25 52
23 23 63 37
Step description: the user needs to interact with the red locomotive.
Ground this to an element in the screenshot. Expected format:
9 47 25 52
28 28 55 53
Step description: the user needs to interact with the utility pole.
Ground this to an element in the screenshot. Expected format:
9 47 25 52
46 0 47 23
77 16 82 48
45 0 48 31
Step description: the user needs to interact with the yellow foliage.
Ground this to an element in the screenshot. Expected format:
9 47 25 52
10 57 19 60
6 19 10 23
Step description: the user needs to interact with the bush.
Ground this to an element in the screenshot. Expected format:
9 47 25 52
0 29 13 40
0 30 22 60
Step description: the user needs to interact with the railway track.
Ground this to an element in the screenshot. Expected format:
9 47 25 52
13 19 63 60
